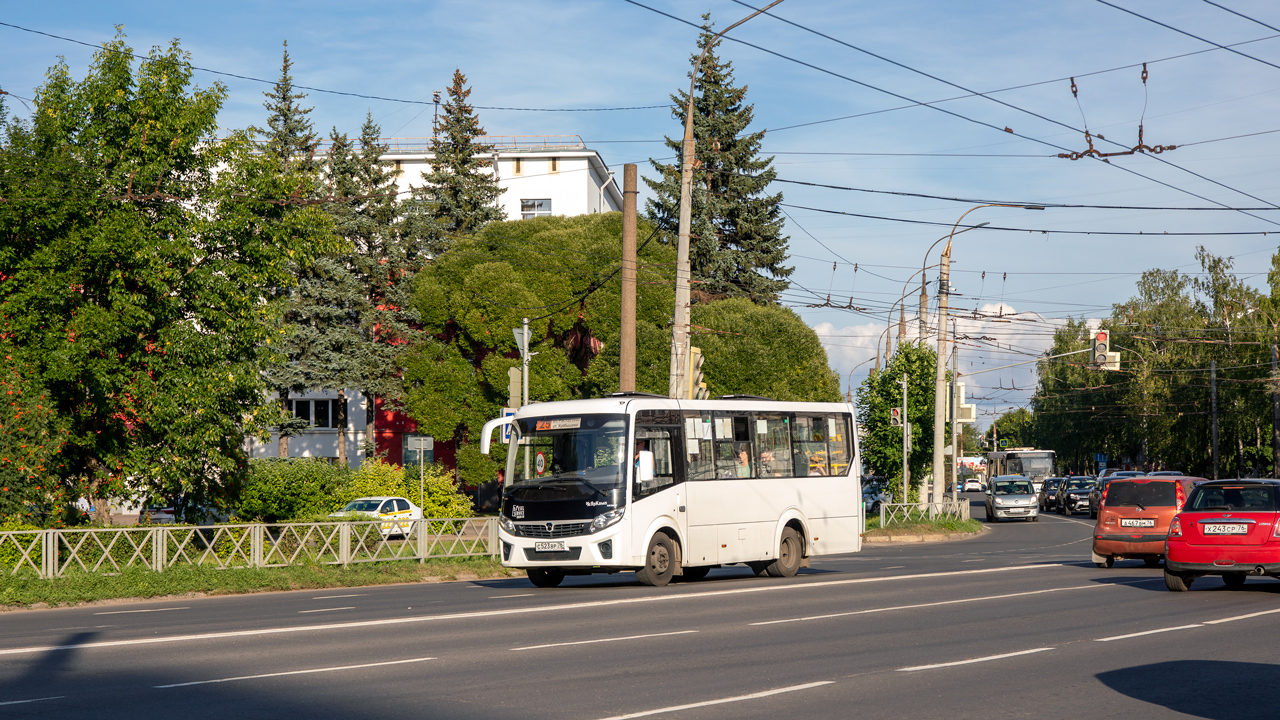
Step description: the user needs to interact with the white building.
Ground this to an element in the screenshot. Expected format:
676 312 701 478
381 135 623 219
249 136 621 469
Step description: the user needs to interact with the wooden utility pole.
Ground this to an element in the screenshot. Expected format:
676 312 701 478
619 164 638 392
1273 343 1279 476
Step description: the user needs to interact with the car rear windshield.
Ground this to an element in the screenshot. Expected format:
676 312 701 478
1106 481 1176 507
1187 485 1278 512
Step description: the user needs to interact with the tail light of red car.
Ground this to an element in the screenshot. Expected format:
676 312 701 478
1273 519 1280 539
1169 517 1182 538
1175 481 1186 511
1100 482 1109 506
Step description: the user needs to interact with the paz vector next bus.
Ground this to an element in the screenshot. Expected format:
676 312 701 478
480 393 863 588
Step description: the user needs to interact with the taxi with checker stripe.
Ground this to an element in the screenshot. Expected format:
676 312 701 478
330 496 422 536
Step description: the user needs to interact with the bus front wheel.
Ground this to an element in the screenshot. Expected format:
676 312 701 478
527 568 565 588
765 527 803 578
636 533 676 587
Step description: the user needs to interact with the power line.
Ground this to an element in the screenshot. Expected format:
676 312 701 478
0 21 666 112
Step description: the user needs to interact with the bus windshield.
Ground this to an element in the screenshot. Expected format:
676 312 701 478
1008 454 1054 479
508 414 629 496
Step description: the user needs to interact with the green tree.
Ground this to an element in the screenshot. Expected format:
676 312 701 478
0 33 332 522
0 342 66 523
987 408 1034 449
855 343 939 500
646 15 792 304
690 298 840 401
261 40 318 176
411 68 503 247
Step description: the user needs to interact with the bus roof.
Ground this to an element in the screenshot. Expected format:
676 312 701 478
509 396 855 420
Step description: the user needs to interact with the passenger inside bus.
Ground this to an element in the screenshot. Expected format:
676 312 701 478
735 443 752 478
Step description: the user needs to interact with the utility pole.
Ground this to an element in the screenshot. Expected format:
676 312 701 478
1211 359 1219 480
918 273 928 343
619 164 638 392
668 1 786 399
930 251 951 506
1273 342 1279 476
951 320 960 502
900 373 910 503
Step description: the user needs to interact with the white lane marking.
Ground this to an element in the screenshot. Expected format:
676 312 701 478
93 607 189 616
154 656 435 688
962 559 983 563
751 584 1103 626
0 695 64 707
1095 624 1203 642
880 566 904 570
898 647 1054 672
513 630 698 651
490 594 535 599
1205 608 1280 625
312 594 366 600
1046 515 1095 527
0 564 1058 657
596 681 833 720
298 607 355 614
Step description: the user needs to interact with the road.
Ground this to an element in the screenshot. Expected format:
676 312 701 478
0 494 1275 719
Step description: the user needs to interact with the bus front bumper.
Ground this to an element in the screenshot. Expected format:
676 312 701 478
499 524 628 568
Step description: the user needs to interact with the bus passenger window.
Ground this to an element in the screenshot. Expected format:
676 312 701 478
754 414 792 477
684 412 715 480
634 427 681 499
824 414 852 477
792 416 829 476
713 413 754 479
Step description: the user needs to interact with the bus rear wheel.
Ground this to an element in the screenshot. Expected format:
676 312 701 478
765 527 803 578
527 568 565 588
636 533 676 587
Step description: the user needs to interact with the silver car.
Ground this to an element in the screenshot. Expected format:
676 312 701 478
985 475 1040 523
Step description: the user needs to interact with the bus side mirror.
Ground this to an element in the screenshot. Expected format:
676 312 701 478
637 451 655 485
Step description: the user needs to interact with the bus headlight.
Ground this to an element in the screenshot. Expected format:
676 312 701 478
499 515 516 534
587 507 625 534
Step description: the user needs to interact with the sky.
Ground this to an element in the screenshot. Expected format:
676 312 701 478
4 0 1280 429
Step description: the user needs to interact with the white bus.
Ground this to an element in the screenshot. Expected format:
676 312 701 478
480 394 862 588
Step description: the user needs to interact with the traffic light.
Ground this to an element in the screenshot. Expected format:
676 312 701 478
890 407 902 427
688 346 709 400
507 366 522 408
1092 329 1109 366
1104 351 1121 372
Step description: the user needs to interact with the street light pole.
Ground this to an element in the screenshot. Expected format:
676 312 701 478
668 0 786 398
930 204 1043 506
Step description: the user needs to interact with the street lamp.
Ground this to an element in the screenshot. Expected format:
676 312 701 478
930 204 1043 505
668 0 786 398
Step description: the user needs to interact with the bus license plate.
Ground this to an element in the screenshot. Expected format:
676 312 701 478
1204 524 1248 535
1120 518 1155 528
535 541 566 552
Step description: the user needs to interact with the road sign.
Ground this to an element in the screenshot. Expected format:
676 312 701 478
998 438 1009 448
501 408 516 443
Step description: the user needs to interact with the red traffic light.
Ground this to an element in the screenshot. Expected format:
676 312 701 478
1096 330 1108 343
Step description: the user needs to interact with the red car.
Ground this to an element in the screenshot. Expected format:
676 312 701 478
1164 479 1280 591
1092 475 1203 568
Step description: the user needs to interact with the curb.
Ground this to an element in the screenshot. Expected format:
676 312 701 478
862 528 985 544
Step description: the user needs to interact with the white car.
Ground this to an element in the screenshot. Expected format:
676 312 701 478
330 496 423 536
963 479 984 492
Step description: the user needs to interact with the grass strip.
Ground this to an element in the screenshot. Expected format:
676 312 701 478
0 556 521 610
863 517 983 537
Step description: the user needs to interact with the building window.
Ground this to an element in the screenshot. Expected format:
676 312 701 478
393 160 403 176
291 399 346 429
512 158 523 176
521 199 551 219
548 157 559 174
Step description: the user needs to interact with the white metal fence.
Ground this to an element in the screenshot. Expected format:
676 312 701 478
879 500 971 527
0 518 498 579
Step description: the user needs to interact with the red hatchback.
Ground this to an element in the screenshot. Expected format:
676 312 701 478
1164 479 1280 591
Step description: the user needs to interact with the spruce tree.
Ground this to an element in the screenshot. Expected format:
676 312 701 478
645 16 793 304
261 40 318 176
413 69 504 244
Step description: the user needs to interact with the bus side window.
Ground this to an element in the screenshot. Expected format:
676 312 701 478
792 415 829 476
754 413 792 477
635 410 685 500
824 413 853 477
713 413 754 479
684 411 715 481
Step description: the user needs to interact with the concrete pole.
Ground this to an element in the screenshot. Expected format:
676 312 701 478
951 326 960 503
1272 342 1279 476
900 373 910 503
1211 359 1219 480
918 274 928 343
620 164 638 392
931 249 950 506
522 317 531 478
668 1 786 398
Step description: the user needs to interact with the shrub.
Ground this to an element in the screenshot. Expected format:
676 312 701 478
404 463 474 519
0 519 42 573
238 459 351 522
331 459 413 511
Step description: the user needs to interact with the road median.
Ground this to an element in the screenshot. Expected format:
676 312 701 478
862 518 984 544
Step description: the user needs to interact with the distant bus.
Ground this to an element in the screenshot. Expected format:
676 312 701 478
480 394 862 588
986 448 1056 484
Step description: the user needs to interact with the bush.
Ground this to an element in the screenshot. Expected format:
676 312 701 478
404 463 474 518
238 459 351 522
0 519 42 572
331 459 413 511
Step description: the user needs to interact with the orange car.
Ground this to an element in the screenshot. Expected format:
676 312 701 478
1092 475 1204 568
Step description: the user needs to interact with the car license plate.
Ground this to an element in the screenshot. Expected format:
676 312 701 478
534 540 567 552
1203 524 1249 535
1120 518 1156 528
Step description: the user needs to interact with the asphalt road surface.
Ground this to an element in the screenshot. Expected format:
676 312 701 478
1 494 1276 719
